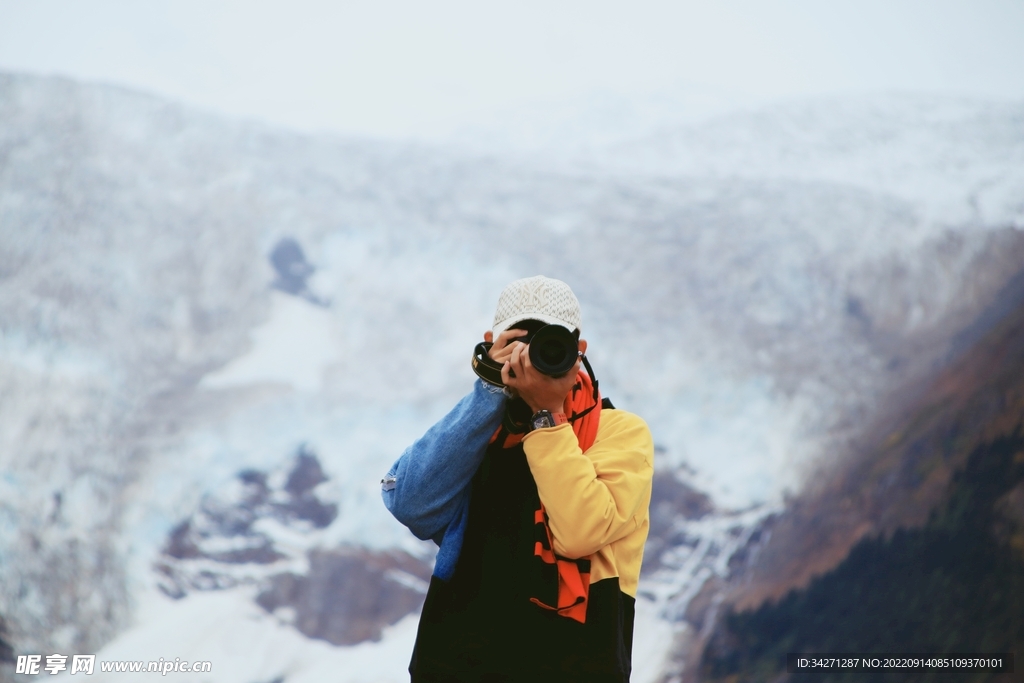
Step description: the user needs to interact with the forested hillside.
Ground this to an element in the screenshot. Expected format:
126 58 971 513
697 272 1024 682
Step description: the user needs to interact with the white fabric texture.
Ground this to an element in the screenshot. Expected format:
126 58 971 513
491 275 582 335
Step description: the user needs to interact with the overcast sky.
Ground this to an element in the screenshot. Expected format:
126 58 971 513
1 0 1023 142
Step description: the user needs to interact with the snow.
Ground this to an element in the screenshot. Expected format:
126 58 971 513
202 292 339 392
631 595 680 683
55 588 421 683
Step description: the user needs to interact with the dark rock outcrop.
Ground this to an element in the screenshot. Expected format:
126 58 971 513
270 238 315 296
269 238 327 306
156 446 336 598
256 546 431 645
153 444 434 648
0 616 13 664
642 469 715 573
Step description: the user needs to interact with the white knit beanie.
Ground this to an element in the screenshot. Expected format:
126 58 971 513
492 275 582 336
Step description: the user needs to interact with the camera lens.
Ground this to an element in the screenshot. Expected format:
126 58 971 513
536 337 568 366
529 325 578 377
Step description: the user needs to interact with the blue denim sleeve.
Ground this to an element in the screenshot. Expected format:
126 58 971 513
381 379 506 542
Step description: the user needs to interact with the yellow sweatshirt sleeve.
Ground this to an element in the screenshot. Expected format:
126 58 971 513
521 410 654 559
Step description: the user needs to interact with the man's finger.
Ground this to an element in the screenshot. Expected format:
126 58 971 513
492 340 521 358
495 328 528 349
510 341 525 368
489 339 522 363
521 344 534 371
508 343 528 380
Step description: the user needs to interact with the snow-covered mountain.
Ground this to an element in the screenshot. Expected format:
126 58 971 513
1 71 1022 682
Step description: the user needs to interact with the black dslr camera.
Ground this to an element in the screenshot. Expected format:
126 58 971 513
472 319 580 387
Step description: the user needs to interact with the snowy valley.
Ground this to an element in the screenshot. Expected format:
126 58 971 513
1 72 1022 682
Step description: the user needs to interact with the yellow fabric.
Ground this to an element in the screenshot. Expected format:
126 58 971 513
521 409 654 597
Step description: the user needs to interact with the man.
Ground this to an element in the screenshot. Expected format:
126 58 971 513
381 275 654 683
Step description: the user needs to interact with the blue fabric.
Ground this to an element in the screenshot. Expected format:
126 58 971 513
382 379 506 580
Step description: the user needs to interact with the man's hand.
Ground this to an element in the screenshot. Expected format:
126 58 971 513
484 328 528 366
501 341 580 414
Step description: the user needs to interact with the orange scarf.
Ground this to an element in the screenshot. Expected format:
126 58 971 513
489 370 601 623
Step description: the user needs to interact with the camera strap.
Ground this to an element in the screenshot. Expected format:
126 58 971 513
472 341 506 387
